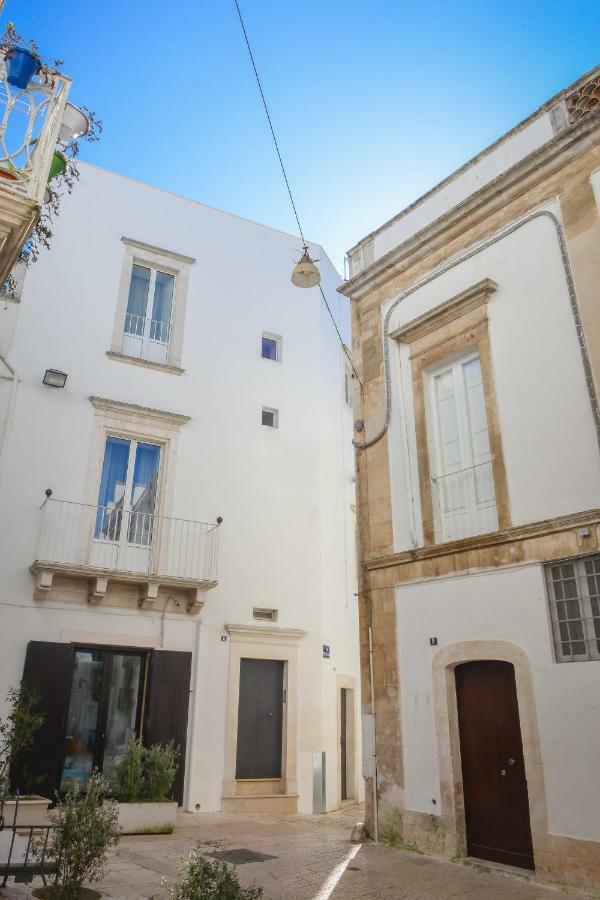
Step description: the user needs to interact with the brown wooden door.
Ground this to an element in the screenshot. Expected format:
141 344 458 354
455 661 534 870
236 659 284 779
144 650 192 806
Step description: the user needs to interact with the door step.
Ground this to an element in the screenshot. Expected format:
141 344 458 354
222 793 298 814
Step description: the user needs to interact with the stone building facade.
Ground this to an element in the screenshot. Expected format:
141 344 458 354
341 66 600 889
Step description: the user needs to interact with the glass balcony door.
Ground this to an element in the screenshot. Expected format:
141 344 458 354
91 436 161 573
122 263 175 364
60 648 145 793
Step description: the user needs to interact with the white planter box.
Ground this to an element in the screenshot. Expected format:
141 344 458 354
115 801 178 835
1 795 50 827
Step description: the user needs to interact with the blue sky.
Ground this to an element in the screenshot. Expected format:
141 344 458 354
10 0 600 270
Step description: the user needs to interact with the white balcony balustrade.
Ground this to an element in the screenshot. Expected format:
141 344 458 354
123 313 172 363
0 52 71 285
0 59 70 203
31 499 220 613
431 460 497 543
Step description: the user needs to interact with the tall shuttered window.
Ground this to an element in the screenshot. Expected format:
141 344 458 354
427 352 497 542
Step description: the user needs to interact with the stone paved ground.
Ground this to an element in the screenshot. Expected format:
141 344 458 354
1 806 597 899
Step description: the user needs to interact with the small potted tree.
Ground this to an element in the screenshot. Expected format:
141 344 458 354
0 682 49 826
32 770 119 899
165 851 264 900
107 737 179 835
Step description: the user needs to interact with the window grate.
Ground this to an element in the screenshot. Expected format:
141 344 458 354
253 607 278 622
545 556 600 662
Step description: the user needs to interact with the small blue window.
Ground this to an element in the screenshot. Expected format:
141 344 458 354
261 334 279 361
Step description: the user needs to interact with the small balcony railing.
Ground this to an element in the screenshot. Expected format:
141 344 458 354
35 498 219 583
431 460 497 543
124 312 171 345
0 54 70 205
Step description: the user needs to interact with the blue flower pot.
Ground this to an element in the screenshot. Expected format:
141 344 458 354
6 47 40 89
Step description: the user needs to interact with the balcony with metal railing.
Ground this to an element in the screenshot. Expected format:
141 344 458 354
431 460 498 544
30 498 221 614
0 50 71 284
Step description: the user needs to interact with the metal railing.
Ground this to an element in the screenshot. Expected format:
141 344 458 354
0 794 56 887
0 54 70 205
36 499 219 582
124 312 171 344
431 460 497 543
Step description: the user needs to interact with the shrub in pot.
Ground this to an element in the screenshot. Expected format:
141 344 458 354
107 737 180 834
0 682 49 826
165 850 264 900
32 770 119 900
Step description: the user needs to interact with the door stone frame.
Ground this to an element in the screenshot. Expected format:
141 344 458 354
432 640 550 867
222 624 306 799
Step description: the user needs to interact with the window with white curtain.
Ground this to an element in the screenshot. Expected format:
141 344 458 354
426 351 497 542
122 264 175 364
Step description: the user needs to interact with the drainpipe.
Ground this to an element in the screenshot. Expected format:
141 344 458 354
368 619 379 842
0 353 18 489
185 616 203 812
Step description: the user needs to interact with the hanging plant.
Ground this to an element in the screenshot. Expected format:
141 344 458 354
0 21 102 287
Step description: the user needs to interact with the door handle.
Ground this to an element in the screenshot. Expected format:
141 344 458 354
508 758 516 766
266 712 273 718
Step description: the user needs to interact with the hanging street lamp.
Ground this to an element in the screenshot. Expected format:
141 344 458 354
291 246 321 288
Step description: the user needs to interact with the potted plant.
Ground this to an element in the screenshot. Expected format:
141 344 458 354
32 770 119 900
164 850 264 900
107 737 180 835
0 682 49 826
6 45 40 89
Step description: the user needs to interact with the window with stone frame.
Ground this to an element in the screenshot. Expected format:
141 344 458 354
545 555 600 662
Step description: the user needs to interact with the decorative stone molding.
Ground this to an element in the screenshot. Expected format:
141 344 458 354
106 351 185 376
33 568 53 601
390 279 497 345
89 396 190 428
88 576 108 605
138 581 159 609
567 75 600 125
225 624 306 644
121 236 196 266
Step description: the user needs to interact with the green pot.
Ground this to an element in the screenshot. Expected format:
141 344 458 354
48 151 67 182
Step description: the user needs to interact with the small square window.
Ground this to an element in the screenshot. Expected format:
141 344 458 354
261 333 281 361
262 407 278 428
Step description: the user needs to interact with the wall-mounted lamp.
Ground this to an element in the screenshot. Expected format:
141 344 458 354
42 369 68 388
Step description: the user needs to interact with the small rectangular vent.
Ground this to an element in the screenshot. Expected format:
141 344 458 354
253 607 278 622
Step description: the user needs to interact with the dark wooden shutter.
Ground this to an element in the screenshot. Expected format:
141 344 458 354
143 650 192 806
11 641 74 801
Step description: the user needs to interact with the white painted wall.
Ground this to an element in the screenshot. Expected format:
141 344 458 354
396 565 600 841
386 202 600 553
0 162 362 813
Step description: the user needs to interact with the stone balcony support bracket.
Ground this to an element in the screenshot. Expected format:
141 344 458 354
30 560 216 615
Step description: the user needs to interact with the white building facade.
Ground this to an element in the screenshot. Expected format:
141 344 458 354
343 67 600 889
0 162 361 815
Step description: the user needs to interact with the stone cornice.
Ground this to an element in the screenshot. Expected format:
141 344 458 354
389 278 497 344
121 236 196 266
89 395 191 427
340 111 600 302
363 508 600 572
226 623 307 643
106 351 184 376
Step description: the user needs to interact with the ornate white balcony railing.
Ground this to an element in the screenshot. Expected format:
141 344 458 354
431 460 497 543
35 499 219 584
0 53 70 205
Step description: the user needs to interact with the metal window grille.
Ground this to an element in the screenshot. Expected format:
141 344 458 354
545 556 600 662
253 607 278 622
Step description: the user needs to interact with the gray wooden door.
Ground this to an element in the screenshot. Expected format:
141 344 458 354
236 659 284 779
